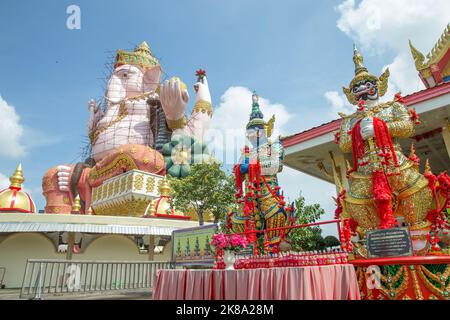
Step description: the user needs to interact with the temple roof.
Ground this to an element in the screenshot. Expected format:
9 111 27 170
281 81 450 149
280 81 450 183
409 24 450 88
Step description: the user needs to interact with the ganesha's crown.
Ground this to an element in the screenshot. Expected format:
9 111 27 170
115 41 160 69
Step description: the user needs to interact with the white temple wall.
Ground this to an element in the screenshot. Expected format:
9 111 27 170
0 233 172 289
0 233 61 288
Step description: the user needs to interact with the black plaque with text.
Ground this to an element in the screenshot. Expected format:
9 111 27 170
366 227 413 258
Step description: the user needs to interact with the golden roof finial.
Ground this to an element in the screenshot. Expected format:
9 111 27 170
158 177 172 197
9 163 24 189
408 40 426 70
71 194 81 213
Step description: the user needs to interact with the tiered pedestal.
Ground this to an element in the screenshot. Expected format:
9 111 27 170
351 255 450 300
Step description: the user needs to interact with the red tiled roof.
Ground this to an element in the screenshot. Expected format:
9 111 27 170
281 82 450 148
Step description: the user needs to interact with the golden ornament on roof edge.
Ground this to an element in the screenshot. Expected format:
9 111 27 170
0 163 36 213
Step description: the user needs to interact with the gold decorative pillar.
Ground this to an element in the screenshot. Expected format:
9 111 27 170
330 152 349 192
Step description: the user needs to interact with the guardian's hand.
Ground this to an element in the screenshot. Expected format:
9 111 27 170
360 117 375 140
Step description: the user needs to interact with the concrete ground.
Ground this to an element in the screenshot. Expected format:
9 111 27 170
0 288 152 300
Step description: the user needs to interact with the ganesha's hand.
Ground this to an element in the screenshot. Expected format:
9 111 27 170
360 117 375 140
160 78 189 123
57 165 71 192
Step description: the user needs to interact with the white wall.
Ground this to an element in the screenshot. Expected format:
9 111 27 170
0 233 173 289
0 233 62 288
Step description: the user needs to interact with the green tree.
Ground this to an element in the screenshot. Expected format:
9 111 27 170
323 235 340 248
169 163 236 225
287 195 326 251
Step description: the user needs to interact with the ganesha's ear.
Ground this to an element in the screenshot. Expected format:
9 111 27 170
143 66 162 92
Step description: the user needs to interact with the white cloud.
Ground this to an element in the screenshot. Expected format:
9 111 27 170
335 0 450 95
207 86 291 165
0 172 9 190
0 95 26 158
324 91 354 117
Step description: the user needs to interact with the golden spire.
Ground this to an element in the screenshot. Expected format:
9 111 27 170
158 177 172 197
353 44 368 76
9 163 24 189
71 195 81 213
135 41 152 55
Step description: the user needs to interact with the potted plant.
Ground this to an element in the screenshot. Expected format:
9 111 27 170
211 233 248 270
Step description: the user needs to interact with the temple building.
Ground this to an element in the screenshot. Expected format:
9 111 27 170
0 40 216 290
281 24 450 193
0 165 202 288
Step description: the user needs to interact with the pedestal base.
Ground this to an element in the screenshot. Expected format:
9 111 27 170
352 256 450 300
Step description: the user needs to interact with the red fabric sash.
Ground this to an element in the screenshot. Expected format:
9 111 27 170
350 117 397 229
351 117 398 171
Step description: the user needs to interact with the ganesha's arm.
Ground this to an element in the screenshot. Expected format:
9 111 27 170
338 119 353 153
387 102 415 138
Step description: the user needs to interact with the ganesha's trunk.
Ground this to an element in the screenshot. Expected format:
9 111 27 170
153 104 172 152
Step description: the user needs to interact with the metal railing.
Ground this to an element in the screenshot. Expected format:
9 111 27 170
20 259 172 300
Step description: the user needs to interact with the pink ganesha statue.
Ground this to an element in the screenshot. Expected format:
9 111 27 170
42 41 213 214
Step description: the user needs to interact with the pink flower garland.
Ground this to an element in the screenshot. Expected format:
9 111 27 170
211 233 248 252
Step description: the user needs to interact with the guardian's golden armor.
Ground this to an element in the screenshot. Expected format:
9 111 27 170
336 46 436 254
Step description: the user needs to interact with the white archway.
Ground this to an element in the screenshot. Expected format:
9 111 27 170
0 233 61 288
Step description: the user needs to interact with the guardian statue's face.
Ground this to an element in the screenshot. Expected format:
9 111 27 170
246 128 267 148
352 79 378 102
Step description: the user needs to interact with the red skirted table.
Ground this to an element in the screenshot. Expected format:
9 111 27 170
152 265 360 300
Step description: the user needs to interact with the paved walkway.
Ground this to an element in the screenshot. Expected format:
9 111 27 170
0 289 152 300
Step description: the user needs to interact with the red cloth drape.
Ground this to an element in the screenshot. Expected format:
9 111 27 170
152 265 361 300
350 117 397 229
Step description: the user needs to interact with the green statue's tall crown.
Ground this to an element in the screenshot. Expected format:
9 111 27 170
246 91 265 130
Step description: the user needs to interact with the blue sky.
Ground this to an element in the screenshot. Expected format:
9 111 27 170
0 0 449 233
